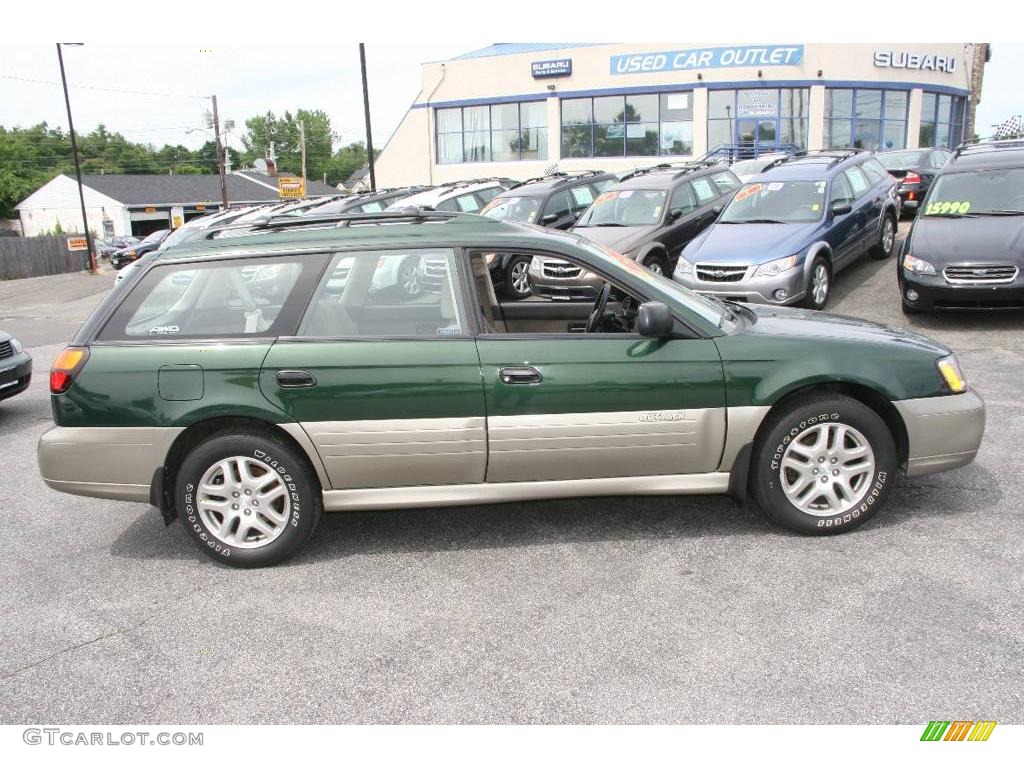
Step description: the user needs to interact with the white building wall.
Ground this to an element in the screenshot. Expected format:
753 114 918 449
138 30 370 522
376 42 974 188
15 174 131 238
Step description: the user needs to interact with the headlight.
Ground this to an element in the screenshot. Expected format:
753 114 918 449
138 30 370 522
936 354 967 393
902 254 936 275
675 256 694 275
9 337 23 354
753 254 798 278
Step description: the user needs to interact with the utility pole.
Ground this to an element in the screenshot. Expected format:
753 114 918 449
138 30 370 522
359 43 376 192
211 94 229 209
56 43 97 274
298 119 307 194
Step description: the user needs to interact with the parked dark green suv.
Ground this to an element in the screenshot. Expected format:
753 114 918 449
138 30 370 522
39 211 984 567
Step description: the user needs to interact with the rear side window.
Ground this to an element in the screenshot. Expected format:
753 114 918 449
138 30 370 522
544 190 574 220
456 193 482 212
691 177 717 205
570 185 594 209
843 166 870 198
357 201 384 213
101 257 317 340
298 249 465 338
711 171 741 194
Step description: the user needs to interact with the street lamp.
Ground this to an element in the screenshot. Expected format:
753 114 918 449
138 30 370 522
56 42 97 273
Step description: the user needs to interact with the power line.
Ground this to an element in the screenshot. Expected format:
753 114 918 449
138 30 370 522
0 74 210 100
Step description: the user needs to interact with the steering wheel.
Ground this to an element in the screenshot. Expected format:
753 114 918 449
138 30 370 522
586 282 612 333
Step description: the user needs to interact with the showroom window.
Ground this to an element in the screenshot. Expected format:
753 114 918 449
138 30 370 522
919 92 966 149
560 91 693 158
436 101 547 164
706 88 810 151
824 89 908 151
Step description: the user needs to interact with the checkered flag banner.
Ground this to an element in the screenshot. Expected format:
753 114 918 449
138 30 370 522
994 114 1022 139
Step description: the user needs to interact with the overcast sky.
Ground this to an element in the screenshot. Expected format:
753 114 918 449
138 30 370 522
1 42 1020 155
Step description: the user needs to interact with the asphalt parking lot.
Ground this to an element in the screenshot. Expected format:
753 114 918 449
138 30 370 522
1 228 1022 724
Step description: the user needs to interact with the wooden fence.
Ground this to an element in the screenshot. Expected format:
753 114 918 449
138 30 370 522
0 234 86 280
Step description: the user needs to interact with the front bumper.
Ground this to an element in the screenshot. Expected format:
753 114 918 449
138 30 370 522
900 268 1024 310
894 390 985 477
673 265 806 305
0 352 32 401
38 425 183 503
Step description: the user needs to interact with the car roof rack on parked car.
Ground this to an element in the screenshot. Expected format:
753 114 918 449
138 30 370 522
202 209 488 238
951 137 1024 159
618 159 718 182
762 148 865 172
509 170 608 189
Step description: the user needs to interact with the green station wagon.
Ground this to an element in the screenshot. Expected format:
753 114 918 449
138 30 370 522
38 211 985 567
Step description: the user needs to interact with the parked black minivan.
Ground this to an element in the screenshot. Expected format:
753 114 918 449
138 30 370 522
899 139 1024 313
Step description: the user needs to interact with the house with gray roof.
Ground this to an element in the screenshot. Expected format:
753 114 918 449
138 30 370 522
15 172 339 238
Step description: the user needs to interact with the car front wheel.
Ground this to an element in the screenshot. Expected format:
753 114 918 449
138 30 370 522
751 394 896 535
502 255 532 300
641 252 668 275
176 432 322 567
801 256 831 310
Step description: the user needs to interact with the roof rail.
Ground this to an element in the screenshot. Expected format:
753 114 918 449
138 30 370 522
619 159 719 182
201 209 479 239
952 137 1024 159
509 169 607 190
766 148 864 170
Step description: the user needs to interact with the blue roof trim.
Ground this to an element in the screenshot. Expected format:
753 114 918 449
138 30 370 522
452 43 604 60
412 78 969 109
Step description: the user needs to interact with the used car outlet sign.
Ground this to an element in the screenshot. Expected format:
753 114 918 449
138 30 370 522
873 50 957 73
610 45 803 75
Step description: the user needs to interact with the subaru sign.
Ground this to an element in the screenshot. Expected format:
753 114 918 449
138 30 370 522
610 45 803 75
532 58 572 78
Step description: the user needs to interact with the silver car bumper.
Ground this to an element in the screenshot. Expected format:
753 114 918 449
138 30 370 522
894 390 985 477
673 265 806 305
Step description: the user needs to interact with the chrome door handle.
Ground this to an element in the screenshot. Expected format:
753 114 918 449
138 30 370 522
276 370 317 388
499 366 542 385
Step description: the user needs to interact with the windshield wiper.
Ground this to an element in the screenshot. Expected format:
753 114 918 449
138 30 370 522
974 209 1024 216
734 218 788 224
589 222 627 227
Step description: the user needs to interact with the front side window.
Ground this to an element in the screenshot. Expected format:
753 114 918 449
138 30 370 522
720 180 826 223
711 171 742 194
561 91 693 158
106 258 310 339
860 158 889 186
669 183 697 215
844 167 870 198
691 177 718 205
577 189 667 227
299 249 465 338
922 169 1024 216
436 101 548 165
830 174 854 206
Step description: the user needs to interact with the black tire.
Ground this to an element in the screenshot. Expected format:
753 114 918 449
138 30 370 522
175 431 322 567
800 256 831 310
870 213 897 260
641 251 668 276
501 255 533 300
751 394 897 535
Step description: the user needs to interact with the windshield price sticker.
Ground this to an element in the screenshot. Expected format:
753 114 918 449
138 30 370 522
925 200 971 215
619 190 634 198
734 183 764 202
767 182 784 191
594 191 618 204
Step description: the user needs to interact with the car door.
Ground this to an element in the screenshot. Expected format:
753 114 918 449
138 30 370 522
842 165 875 261
662 182 702 259
828 172 859 265
466 251 726 483
259 247 488 490
540 189 579 230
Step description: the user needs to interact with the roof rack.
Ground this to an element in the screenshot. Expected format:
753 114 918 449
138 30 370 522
952 137 1024 159
509 169 607 190
765 148 865 171
619 159 719 181
201 208 486 238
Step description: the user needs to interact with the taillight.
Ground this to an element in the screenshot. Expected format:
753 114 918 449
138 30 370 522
904 172 922 184
50 346 89 394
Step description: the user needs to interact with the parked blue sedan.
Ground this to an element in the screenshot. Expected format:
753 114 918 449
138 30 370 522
673 149 899 309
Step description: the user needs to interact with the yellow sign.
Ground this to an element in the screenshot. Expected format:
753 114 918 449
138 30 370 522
66 236 88 251
172 216 184 228
145 206 157 213
195 204 206 211
278 176 306 199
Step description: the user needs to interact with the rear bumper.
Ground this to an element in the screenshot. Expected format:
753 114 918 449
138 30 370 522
895 390 985 477
0 353 32 401
38 426 184 503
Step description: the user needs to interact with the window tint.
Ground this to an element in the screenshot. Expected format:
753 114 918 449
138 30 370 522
544 190 574 220
570 184 594 209
860 159 888 186
830 173 854 205
108 258 307 339
843 167 870 198
669 183 697 214
711 171 741 193
299 250 464 338
691 177 717 205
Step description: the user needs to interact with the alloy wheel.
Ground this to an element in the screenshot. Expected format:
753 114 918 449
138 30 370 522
881 217 895 254
812 263 830 306
196 456 291 549
400 263 421 296
779 423 876 516
510 259 531 296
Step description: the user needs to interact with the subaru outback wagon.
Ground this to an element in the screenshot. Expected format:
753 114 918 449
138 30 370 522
39 210 984 567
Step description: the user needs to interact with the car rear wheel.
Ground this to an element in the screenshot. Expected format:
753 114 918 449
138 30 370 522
870 214 896 259
801 256 831 310
176 432 322 567
751 394 896 535
502 255 533 300
641 252 668 275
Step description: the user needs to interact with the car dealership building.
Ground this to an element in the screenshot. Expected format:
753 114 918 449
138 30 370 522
375 42 990 188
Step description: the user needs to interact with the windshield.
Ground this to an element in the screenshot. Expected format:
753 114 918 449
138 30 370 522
140 229 168 245
575 238 726 327
156 226 197 251
923 168 1024 215
878 151 926 170
720 180 825 223
577 189 667 227
481 195 543 223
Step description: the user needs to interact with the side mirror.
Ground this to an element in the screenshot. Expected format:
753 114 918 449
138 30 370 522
542 213 559 224
831 202 853 216
667 208 684 222
637 301 673 338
